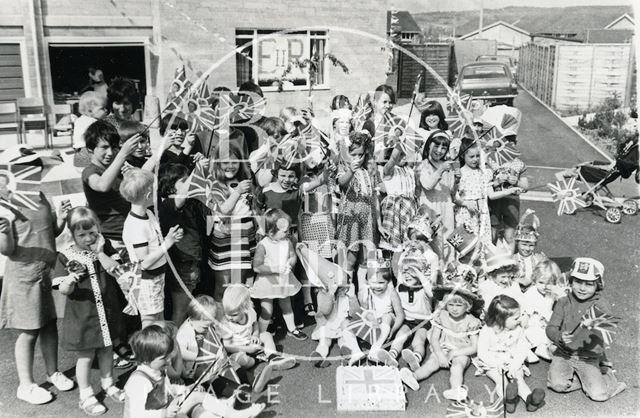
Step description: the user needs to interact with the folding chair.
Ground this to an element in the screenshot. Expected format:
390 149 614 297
17 97 52 148
53 103 75 145
0 102 19 141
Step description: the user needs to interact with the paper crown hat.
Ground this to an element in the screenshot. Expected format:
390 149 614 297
515 208 540 243
484 242 518 274
391 241 431 287
446 223 478 258
407 205 442 242
366 248 392 271
433 261 484 314
570 257 605 287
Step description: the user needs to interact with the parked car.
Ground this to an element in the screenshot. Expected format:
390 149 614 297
455 62 518 106
476 55 518 81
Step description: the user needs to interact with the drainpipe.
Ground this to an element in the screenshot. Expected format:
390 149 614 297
27 0 42 97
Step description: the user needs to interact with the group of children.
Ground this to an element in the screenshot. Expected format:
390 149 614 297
0 82 627 417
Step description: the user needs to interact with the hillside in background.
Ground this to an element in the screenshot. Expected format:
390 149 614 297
414 5 633 40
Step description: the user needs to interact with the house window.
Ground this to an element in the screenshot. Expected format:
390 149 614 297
401 32 414 42
235 29 329 91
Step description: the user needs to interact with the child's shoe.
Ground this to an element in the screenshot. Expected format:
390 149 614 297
504 381 519 413
104 385 125 403
267 354 296 370
534 344 552 361
79 395 107 416
443 385 468 402
401 349 421 372
47 371 74 391
304 303 316 317
610 382 627 399
287 329 308 341
310 351 330 368
399 368 419 391
526 349 540 364
252 362 274 393
17 384 53 405
368 348 399 368
525 388 546 412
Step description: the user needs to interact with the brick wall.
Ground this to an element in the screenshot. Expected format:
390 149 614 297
2 0 391 122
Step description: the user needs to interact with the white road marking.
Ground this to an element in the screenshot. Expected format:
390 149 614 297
528 165 571 170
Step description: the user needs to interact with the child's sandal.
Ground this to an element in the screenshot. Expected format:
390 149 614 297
304 303 316 317
104 385 125 403
79 396 107 416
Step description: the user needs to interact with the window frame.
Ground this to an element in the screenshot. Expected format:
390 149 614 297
235 29 330 92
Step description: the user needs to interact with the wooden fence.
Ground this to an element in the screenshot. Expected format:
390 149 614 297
519 42 632 111
397 43 455 99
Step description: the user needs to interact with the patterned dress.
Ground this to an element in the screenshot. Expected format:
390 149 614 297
250 237 301 299
299 174 336 258
52 245 125 351
380 166 416 251
455 165 493 245
336 167 376 252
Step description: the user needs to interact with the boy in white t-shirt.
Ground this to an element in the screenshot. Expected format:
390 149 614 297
120 168 183 327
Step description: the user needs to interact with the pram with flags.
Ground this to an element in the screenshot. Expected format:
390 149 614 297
548 137 639 223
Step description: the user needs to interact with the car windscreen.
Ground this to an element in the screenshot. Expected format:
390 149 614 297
477 56 511 65
463 66 507 79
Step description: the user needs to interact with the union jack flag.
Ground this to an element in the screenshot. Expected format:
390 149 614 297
346 307 382 345
373 112 423 162
580 304 621 346
110 261 142 316
185 160 213 207
196 325 241 384
445 93 474 139
217 92 267 125
0 163 43 211
483 130 522 166
351 94 373 131
165 65 192 115
547 176 587 216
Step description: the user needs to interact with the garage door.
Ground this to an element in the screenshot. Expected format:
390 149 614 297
0 43 25 103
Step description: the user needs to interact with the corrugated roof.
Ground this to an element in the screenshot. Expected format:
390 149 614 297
387 10 421 33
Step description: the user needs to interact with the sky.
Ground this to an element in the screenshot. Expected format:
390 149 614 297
391 0 633 13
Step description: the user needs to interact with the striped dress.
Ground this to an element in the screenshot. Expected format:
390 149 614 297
208 180 257 272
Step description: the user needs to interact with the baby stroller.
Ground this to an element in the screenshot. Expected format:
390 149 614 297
554 138 639 223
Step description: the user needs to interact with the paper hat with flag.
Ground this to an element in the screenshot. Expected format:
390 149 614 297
433 261 484 314
446 222 478 258
366 248 392 271
515 208 540 243
570 257 605 287
407 204 441 242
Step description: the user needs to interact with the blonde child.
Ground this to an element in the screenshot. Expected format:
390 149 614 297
52 207 126 415
219 285 296 387
522 260 565 361
476 295 546 413
120 168 184 327
400 263 482 402
357 254 404 366
546 258 626 402
454 137 522 245
125 324 265 418
251 209 307 340
388 241 436 367
249 117 287 187
73 91 108 168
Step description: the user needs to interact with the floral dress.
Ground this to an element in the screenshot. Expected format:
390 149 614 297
455 165 493 244
336 167 377 251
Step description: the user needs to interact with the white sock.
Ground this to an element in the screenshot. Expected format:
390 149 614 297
100 376 113 390
79 386 94 401
282 312 296 332
357 266 367 290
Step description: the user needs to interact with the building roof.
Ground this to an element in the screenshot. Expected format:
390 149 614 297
387 10 421 33
459 20 530 39
605 13 635 29
584 29 634 44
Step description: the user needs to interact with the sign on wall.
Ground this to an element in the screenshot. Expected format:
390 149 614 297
256 34 310 87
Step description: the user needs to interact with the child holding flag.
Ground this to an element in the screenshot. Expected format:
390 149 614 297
546 257 626 401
